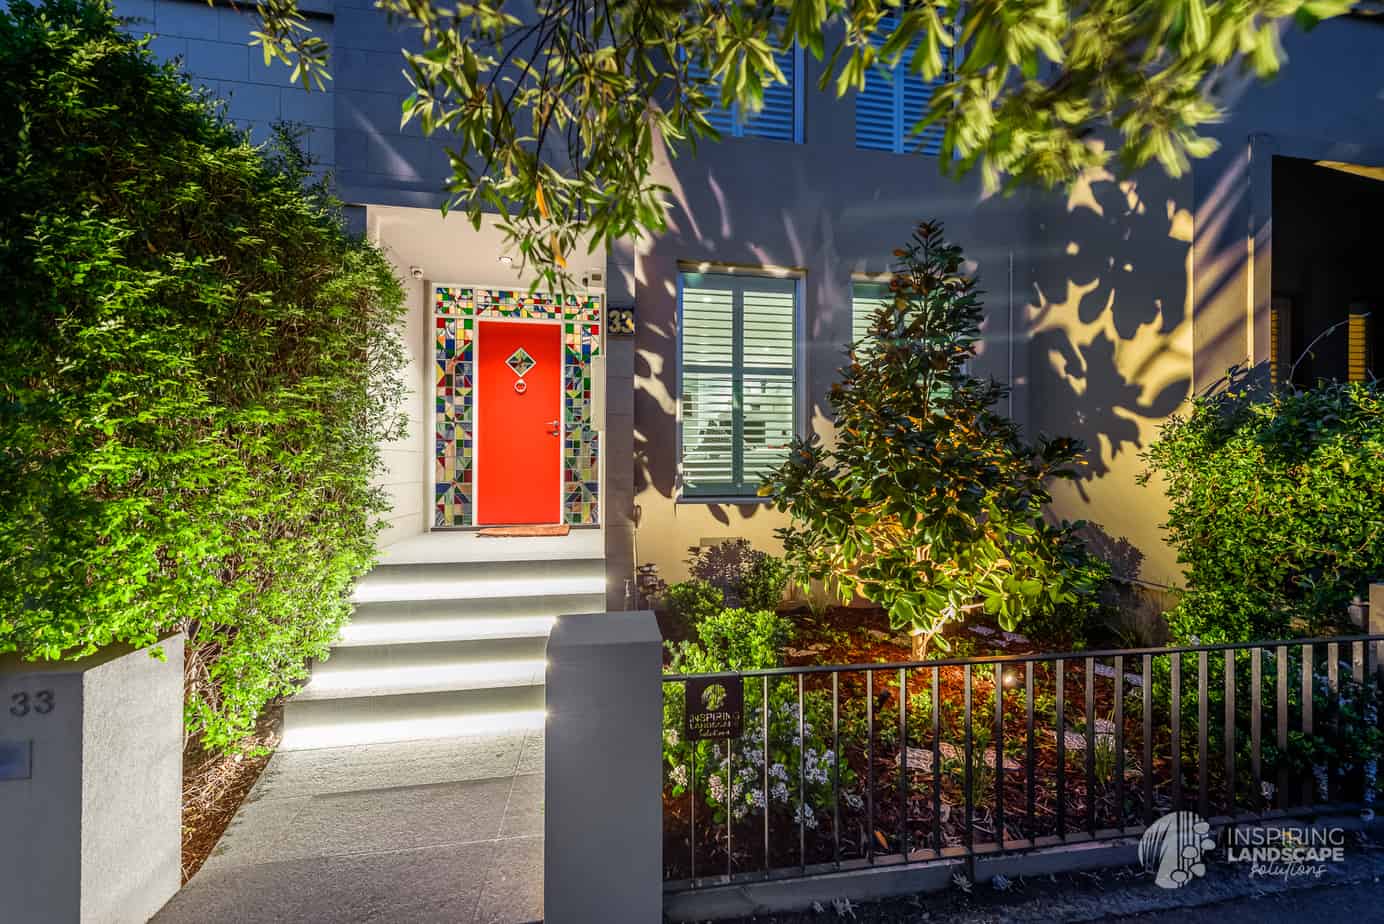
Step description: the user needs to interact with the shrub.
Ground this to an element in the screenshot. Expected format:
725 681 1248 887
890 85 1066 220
666 608 794 674
687 538 790 611
737 552 791 613
0 0 406 749
763 221 1108 657
1141 373 1384 643
659 579 723 636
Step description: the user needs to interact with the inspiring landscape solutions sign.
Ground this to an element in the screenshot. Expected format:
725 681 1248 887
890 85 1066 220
684 677 743 741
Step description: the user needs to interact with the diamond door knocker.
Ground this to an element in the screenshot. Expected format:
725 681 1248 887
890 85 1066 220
506 347 536 395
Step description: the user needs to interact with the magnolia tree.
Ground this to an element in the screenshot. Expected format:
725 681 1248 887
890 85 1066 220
762 221 1107 657
234 0 1352 287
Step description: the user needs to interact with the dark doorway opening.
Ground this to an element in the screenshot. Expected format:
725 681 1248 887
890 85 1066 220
1271 155 1384 386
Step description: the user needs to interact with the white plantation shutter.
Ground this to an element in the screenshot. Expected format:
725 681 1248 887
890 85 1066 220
851 281 888 349
686 38 800 142
680 273 798 496
855 18 947 155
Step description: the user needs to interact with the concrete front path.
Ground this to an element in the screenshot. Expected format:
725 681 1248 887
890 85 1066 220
156 731 544 924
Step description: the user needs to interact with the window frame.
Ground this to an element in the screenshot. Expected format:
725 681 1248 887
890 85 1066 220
676 266 805 503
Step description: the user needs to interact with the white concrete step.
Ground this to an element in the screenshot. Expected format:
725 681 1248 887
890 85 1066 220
302 636 549 699
336 592 605 647
351 558 605 604
281 685 546 750
281 557 605 751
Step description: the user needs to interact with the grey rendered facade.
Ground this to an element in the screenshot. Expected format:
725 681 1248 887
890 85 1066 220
119 0 1384 601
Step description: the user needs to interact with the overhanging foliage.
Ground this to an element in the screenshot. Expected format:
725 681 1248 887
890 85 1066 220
240 0 1351 287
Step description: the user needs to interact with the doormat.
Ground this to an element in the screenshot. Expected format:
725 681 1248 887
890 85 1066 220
477 524 571 537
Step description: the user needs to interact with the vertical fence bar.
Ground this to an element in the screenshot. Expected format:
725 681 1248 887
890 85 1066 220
1353 642 1365 803
1170 652 1182 812
1113 654 1125 831
798 673 806 875
1251 647 1263 813
1198 651 1209 819
726 730 733 880
1328 642 1339 804
993 663 1004 849
1224 649 1236 816
1084 657 1096 837
964 664 974 856
1302 644 1315 805
931 666 942 853
1142 654 1153 825
866 668 875 865
689 733 697 881
763 676 771 878
1055 661 1066 839
899 667 909 860
1276 645 1289 809
1025 661 1036 841
1328 641 1340 723
831 672 840 870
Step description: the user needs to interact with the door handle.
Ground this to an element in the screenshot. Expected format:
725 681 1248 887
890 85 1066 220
546 419 561 436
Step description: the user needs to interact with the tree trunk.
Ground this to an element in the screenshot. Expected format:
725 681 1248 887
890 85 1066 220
910 631 927 661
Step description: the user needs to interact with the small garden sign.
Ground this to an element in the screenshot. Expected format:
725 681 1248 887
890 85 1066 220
685 677 743 741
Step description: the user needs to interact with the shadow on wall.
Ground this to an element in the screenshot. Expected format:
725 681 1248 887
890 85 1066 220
1029 171 1195 497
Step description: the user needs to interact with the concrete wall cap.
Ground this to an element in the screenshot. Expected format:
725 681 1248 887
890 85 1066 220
548 610 662 648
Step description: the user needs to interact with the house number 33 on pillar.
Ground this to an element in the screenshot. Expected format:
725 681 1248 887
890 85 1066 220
8 689 55 717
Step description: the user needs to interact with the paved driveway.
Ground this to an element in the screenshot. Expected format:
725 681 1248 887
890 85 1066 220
156 731 543 924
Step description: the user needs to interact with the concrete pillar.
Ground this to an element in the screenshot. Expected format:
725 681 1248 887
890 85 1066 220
1 636 184 924
603 331 637 610
544 611 662 924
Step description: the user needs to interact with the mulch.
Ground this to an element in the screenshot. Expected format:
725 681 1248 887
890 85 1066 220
179 705 281 882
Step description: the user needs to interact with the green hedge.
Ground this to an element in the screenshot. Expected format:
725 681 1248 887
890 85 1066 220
1142 374 1384 643
0 0 406 749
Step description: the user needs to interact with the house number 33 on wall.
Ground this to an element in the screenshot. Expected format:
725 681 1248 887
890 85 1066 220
8 689 55 717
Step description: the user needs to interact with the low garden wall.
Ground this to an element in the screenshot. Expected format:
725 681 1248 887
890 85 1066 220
0 636 184 923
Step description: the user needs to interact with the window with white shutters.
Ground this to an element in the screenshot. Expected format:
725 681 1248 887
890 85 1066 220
851 280 888 351
686 42 802 143
680 272 798 497
855 18 948 155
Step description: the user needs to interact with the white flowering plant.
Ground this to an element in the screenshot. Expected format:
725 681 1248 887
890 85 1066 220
663 607 857 834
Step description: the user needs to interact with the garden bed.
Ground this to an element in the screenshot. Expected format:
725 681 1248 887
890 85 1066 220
180 706 280 882
660 605 1382 883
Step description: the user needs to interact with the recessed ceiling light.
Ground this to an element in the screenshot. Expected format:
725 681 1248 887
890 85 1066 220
498 255 514 265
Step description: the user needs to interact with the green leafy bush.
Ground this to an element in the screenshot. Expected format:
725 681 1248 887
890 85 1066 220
0 0 406 749
1141 374 1384 643
687 538 790 612
737 552 791 613
763 221 1108 657
659 579 723 637
666 608 793 675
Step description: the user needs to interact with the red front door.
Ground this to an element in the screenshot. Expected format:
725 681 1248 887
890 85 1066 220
476 320 562 525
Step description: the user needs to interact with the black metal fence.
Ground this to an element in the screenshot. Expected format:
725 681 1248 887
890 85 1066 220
660 634 1384 891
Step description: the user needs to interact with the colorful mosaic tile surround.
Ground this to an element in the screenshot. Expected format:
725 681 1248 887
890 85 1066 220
435 286 602 527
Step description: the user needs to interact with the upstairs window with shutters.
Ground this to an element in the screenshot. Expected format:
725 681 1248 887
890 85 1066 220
679 272 798 498
686 41 803 143
855 16 949 155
